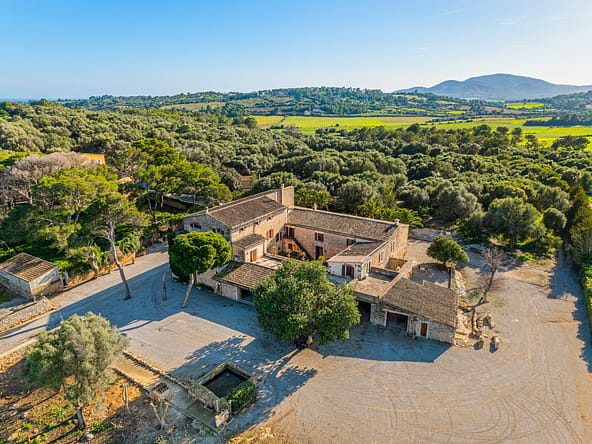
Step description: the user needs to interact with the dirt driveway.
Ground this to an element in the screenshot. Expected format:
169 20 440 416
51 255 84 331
2 244 591 443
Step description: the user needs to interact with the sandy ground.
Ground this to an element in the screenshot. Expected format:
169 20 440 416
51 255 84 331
1 243 591 443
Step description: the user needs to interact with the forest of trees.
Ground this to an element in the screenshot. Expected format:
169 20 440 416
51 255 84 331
56 87 496 117
2 99 592 276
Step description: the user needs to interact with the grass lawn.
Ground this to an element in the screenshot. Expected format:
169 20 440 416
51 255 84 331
505 102 545 109
255 114 592 147
267 115 431 133
252 115 285 127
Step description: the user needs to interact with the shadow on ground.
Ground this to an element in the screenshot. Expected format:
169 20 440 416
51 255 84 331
549 249 592 372
170 335 317 430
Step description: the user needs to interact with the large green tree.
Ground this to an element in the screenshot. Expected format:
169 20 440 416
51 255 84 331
427 235 469 288
25 313 127 430
486 197 544 245
253 260 360 345
169 231 231 307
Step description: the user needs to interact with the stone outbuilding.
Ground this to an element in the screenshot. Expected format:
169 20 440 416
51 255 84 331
375 278 458 343
0 253 63 300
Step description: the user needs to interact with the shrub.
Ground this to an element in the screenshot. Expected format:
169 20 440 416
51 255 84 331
90 420 112 433
227 380 256 414
580 262 592 328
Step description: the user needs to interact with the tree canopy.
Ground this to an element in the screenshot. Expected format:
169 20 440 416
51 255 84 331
427 235 469 266
169 231 231 307
25 312 127 429
253 260 360 345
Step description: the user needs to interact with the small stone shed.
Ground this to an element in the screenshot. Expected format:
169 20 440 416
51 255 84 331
374 278 458 343
0 253 62 300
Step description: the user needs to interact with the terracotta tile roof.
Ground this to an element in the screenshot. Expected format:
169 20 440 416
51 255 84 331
214 261 275 290
0 253 57 283
233 234 266 250
329 241 383 259
189 194 285 228
381 279 457 328
287 208 398 241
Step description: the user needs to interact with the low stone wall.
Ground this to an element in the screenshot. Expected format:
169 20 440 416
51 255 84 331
0 297 56 333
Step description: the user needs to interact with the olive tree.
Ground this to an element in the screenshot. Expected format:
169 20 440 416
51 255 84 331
25 313 127 430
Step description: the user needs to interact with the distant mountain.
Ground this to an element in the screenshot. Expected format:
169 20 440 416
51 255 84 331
399 74 592 101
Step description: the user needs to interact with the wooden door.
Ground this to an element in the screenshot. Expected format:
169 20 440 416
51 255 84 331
420 322 428 337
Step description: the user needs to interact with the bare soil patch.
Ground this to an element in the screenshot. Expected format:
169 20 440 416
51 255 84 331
0 352 195 444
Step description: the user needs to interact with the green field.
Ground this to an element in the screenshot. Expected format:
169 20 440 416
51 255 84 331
254 115 431 132
255 115 592 147
254 115 285 127
505 102 545 110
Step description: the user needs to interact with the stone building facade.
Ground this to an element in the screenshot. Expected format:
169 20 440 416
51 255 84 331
0 253 62 300
182 186 458 344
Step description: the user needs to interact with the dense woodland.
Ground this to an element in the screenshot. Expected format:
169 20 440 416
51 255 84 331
55 87 592 117
2 100 592 280
58 88 506 117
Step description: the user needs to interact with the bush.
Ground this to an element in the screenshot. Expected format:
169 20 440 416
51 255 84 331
580 262 592 329
227 380 256 414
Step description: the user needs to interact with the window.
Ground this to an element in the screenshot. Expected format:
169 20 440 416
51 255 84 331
391 239 396 252
342 264 355 278
346 238 355 246
268 229 274 239
287 227 295 238
191 223 202 229
379 250 384 263
275 232 280 242
315 232 324 242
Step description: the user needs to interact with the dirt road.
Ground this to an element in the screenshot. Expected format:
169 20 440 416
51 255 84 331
2 243 591 443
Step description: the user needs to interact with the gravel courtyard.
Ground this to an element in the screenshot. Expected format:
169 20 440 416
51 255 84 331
2 245 591 443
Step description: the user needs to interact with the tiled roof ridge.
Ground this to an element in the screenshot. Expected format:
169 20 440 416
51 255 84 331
291 206 398 226
207 190 280 214
0 252 57 282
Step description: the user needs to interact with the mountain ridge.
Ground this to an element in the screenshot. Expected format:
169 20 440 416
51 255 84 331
399 73 592 101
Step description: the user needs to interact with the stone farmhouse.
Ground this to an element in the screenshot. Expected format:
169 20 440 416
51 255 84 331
182 186 458 344
0 253 63 300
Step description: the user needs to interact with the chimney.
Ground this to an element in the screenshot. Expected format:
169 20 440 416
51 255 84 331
205 207 209 214
313 203 317 211
393 218 399 224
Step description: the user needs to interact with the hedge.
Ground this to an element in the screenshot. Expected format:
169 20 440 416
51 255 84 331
228 380 256 414
579 262 592 328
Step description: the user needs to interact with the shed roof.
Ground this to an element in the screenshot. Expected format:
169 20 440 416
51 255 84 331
287 208 398 241
214 261 275 290
233 234 266 250
188 194 285 229
0 253 57 283
382 279 457 328
327 241 383 262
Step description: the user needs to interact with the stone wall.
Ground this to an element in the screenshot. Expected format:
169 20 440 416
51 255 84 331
392 223 409 258
184 213 229 240
264 185 294 208
0 268 61 301
232 242 265 263
231 210 287 254
0 273 31 299
370 303 387 326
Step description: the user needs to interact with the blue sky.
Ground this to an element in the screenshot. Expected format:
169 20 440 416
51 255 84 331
3 0 592 98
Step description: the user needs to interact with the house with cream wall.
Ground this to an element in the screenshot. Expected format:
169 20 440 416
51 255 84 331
182 186 458 344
